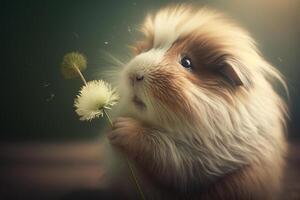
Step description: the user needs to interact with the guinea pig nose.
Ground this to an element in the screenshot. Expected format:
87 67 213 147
136 74 144 81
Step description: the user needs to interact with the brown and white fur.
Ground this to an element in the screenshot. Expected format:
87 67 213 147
103 5 288 200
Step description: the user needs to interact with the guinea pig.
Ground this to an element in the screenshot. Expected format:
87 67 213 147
104 4 288 200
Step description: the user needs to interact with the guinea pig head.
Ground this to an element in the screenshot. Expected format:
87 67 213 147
120 5 285 133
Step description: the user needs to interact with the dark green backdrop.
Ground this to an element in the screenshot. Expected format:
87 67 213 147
1 0 299 140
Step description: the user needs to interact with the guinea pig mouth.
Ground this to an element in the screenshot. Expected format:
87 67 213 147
132 95 146 110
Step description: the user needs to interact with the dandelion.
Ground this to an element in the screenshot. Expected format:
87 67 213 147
61 52 87 85
74 80 118 121
73 79 146 200
61 51 145 200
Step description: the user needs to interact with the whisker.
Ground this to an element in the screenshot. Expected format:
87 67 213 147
99 50 126 67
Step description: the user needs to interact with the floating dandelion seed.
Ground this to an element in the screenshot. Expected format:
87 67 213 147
61 52 87 84
74 80 119 121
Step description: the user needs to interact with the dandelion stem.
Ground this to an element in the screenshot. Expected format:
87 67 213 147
103 109 113 126
103 109 146 200
73 64 87 85
126 159 146 200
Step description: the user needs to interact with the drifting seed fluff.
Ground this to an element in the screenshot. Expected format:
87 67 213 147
61 52 87 79
74 80 119 121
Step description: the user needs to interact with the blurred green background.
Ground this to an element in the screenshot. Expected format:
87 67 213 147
1 0 299 141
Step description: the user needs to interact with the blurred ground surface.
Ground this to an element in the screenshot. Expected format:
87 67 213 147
0 140 299 200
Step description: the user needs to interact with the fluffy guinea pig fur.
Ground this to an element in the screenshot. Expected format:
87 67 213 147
103 5 288 200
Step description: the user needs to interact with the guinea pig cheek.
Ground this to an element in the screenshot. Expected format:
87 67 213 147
149 69 193 117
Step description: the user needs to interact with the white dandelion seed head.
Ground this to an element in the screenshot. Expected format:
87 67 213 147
74 80 119 121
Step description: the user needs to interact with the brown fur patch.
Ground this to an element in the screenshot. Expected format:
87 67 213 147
162 35 240 105
148 68 195 119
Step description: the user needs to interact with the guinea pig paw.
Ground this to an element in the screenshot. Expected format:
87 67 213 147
107 117 142 147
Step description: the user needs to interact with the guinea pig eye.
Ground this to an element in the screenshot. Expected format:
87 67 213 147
180 56 193 70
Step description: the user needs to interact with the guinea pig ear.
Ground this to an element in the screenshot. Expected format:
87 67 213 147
218 63 243 86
